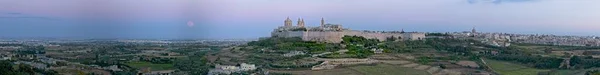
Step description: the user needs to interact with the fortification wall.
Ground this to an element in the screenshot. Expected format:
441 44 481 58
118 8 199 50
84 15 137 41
302 31 344 43
271 31 305 38
272 30 426 43
343 31 405 41
403 33 426 40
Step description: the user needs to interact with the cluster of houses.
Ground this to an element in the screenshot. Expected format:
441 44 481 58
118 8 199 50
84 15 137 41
371 48 384 54
208 63 257 75
283 51 306 57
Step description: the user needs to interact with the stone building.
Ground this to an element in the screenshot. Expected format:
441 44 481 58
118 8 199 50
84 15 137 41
209 63 257 75
272 17 426 43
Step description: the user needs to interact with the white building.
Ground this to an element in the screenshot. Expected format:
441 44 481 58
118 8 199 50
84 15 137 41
240 63 257 71
217 65 239 71
209 63 257 75
371 48 384 54
283 51 305 57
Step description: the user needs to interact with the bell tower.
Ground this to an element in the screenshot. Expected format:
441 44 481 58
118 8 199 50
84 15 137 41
297 18 305 27
472 27 477 33
284 17 292 27
320 17 325 27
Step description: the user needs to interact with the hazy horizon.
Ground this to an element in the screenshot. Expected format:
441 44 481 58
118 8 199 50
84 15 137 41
1 0 599 39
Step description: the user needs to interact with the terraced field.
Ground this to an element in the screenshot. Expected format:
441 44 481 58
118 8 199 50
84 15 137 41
349 64 430 75
484 59 549 75
125 61 175 71
270 54 469 75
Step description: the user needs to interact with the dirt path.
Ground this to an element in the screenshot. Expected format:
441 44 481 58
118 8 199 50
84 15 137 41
480 58 500 75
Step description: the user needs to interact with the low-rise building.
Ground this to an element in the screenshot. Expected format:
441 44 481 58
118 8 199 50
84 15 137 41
240 63 257 71
283 51 305 57
371 48 384 54
209 63 257 75
102 65 122 71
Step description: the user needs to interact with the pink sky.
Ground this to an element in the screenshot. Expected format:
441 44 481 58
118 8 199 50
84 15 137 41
0 0 599 39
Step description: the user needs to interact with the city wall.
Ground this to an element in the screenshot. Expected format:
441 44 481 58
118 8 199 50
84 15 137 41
272 30 425 43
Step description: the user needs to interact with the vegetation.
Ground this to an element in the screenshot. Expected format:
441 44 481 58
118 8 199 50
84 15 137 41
289 28 308 31
340 36 379 58
14 46 46 54
342 35 380 47
321 53 363 58
513 43 600 50
546 69 591 75
349 64 430 75
139 57 175 64
426 33 451 36
248 36 379 58
173 51 211 75
570 56 600 69
125 61 175 71
248 37 339 53
493 43 600 69
0 60 59 75
380 38 480 54
389 38 565 69
484 59 549 75
486 54 562 69
586 70 600 75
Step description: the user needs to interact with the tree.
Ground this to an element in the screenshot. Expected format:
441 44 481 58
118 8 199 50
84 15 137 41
386 36 397 41
174 52 211 75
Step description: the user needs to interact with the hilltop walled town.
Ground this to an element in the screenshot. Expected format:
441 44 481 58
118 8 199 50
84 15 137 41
271 17 426 43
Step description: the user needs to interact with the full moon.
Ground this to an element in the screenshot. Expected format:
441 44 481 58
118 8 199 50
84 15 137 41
187 21 194 27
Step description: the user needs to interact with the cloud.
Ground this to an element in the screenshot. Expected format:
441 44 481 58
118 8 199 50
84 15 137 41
467 0 537 4
0 12 57 20
0 16 54 20
5 12 21 15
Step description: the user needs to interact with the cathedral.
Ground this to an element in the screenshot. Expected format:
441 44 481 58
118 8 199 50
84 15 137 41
283 17 306 27
277 17 344 32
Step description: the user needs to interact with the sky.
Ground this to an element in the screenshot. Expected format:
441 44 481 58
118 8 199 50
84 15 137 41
0 0 599 39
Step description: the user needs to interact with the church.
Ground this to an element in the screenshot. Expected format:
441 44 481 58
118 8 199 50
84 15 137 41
271 17 425 43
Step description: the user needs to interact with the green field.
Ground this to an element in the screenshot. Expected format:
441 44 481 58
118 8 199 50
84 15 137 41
484 59 549 75
125 61 175 71
349 64 430 75
549 70 586 75
547 68 600 75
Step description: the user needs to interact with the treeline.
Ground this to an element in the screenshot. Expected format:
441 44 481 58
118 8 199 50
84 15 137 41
570 56 600 69
342 35 379 47
381 38 477 52
13 46 46 54
0 60 59 75
140 57 174 64
247 37 339 53
514 43 600 50
424 38 477 53
248 37 305 47
0 44 24 46
426 33 451 36
486 54 563 69
174 52 211 75
342 36 379 58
